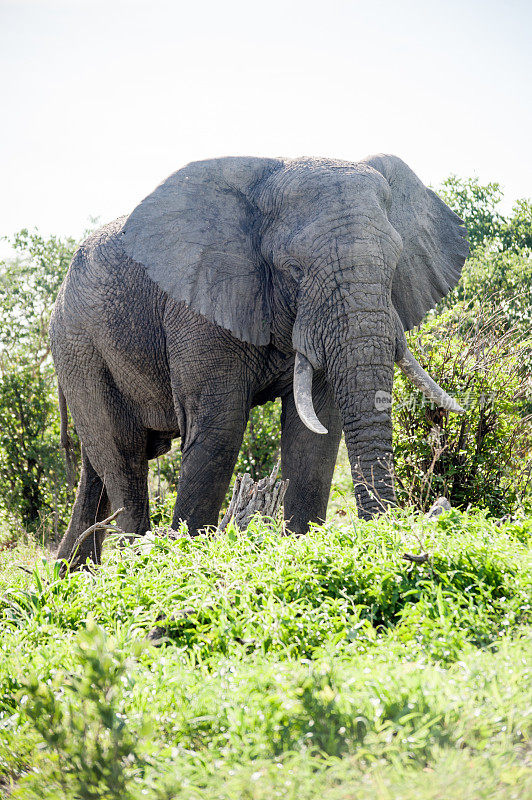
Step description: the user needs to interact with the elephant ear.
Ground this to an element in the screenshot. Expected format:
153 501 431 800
363 154 469 331
122 157 282 345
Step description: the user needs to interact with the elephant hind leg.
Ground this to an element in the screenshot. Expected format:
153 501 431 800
73 433 150 559
56 353 151 568
56 447 111 567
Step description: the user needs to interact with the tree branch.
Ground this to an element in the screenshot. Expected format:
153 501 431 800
66 507 125 565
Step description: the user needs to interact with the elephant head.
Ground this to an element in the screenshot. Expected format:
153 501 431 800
122 154 468 518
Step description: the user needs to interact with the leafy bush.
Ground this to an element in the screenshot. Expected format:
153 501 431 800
0 364 73 532
500 196 532 253
438 175 505 251
438 174 532 254
393 306 532 515
17 622 174 799
443 247 532 344
0 231 79 533
2 511 529 663
234 400 281 480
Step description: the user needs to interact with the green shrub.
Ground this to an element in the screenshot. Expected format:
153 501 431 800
393 306 531 515
0 363 71 531
443 247 532 343
0 230 79 535
438 174 532 254
16 622 174 799
235 400 282 480
2 513 531 798
438 175 505 251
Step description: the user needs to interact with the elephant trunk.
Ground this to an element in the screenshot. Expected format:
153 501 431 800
331 307 396 518
293 293 397 518
292 302 464 519
294 327 464 435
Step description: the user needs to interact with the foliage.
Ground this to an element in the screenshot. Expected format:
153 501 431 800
0 364 67 528
0 510 531 797
0 229 76 361
3 509 529 662
439 174 532 254
500 196 532 252
0 231 79 532
438 175 505 251
444 247 532 349
393 305 532 515
406 184 532 513
235 400 282 479
17 621 173 799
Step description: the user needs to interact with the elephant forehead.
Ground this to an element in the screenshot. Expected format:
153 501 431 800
262 160 401 260
274 158 391 208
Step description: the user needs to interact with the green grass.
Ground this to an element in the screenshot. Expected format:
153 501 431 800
0 508 531 798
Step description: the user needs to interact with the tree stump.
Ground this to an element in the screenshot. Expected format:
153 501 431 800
219 462 289 532
425 497 452 518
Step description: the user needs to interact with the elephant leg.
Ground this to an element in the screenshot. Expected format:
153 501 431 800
281 374 342 534
56 357 151 566
79 427 150 548
56 447 111 567
58 441 149 568
171 399 250 534
91 457 150 543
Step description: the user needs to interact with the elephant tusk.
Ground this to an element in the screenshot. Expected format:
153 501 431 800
293 352 328 434
397 349 465 414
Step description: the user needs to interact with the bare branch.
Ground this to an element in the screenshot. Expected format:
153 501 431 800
403 552 429 564
65 508 126 568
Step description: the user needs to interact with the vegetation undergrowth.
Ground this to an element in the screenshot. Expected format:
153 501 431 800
1 509 531 798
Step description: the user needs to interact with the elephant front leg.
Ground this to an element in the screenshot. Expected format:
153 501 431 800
281 374 342 534
171 401 250 534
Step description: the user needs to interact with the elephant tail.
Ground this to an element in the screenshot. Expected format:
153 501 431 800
58 385 77 490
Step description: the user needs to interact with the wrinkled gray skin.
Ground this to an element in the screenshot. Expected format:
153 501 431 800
50 154 468 567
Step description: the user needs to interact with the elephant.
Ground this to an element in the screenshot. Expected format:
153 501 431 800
50 154 468 568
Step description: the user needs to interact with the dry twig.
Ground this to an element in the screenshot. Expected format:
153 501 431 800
65 508 126 570
402 551 429 564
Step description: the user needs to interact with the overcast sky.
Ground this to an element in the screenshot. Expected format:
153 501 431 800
1 0 531 256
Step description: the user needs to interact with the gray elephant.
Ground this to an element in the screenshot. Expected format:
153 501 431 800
50 154 468 568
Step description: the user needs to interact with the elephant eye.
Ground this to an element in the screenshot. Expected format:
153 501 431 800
285 260 303 280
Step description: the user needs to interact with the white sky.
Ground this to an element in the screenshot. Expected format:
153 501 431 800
1 0 531 256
